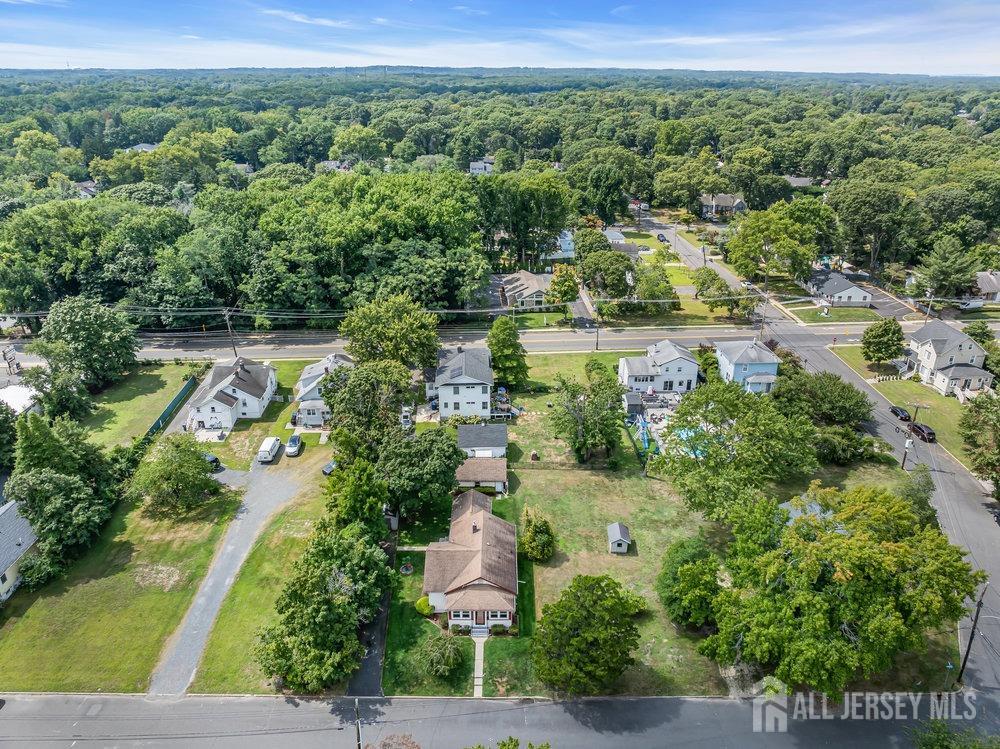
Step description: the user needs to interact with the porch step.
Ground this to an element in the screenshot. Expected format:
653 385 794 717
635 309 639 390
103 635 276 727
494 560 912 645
470 625 489 637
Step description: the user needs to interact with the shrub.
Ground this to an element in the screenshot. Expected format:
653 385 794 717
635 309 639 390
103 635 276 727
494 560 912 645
16 552 64 590
507 625 519 637
489 624 508 636
418 630 465 678
414 595 433 616
518 508 556 562
450 624 471 635
655 537 720 628
814 426 887 466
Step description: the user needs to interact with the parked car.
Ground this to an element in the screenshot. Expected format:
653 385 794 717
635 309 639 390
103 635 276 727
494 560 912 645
909 423 936 442
290 410 298 426
257 436 281 463
656 233 667 242
741 280 755 289
286 434 302 456
322 460 338 476
889 405 911 421
202 453 222 471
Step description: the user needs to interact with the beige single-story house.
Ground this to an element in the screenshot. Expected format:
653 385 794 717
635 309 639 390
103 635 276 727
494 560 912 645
456 457 508 493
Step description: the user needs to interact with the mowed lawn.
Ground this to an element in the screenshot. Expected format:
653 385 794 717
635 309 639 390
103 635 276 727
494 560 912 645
82 363 196 449
832 345 972 468
0 494 237 692
190 452 330 694
383 553 475 696
790 306 881 324
210 359 317 471
597 295 737 328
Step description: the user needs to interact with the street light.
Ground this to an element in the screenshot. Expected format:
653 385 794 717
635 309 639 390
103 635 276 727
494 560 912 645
901 437 914 470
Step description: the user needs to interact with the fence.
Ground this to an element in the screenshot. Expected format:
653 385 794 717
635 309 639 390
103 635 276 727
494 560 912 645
144 375 199 439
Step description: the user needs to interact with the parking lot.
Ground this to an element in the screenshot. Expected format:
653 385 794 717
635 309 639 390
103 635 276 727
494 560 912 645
863 284 914 319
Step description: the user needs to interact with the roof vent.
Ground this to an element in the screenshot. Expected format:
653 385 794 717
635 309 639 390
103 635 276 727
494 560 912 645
16 537 23 546
472 522 479 533
457 346 463 353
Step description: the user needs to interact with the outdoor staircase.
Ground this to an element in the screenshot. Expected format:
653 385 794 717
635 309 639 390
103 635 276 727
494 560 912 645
471 624 489 637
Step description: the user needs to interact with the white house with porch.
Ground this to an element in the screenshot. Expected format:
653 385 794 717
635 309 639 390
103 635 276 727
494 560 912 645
423 490 517 633
185 357 276 432
617 339 699 394
293 353 353 427
426 348 494 420
905 320 994 396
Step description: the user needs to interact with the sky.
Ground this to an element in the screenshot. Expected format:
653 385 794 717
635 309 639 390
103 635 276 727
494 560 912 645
0 0 999 75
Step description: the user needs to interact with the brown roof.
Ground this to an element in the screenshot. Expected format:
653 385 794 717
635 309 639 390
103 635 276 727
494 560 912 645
455 457 508 484
422 491 517 610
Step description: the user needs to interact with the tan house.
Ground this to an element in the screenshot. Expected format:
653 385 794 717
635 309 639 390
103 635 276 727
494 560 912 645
423 490 518 631
455 456 508 493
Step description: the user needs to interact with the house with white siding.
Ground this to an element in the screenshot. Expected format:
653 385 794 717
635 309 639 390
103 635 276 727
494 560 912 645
293 353 353 427
0 500 37 602
905 320 994 396
804 269 871 307
185 357 276 431
617 339 699 394
426 348 493 420
457 424 507 458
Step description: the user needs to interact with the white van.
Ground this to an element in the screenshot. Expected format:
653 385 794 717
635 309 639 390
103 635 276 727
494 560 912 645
257 436 281 464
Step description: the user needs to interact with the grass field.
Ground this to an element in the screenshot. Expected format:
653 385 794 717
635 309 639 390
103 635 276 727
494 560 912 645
210 359 316 470
957 307 1000 321
791 306 881 324
383 553 475 696
622 231 663 250
597 295 737 328
665 264 694 286
82 363 197 449
190 452 330 694
0 494 237 692
832 345 972 468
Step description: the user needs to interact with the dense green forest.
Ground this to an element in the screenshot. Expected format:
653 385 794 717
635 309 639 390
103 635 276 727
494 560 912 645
1 68 999 330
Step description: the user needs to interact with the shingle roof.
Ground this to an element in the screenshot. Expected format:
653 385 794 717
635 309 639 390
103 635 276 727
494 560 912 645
782 175 816 188
492 271 552 305
607 522 631 544
434 348 493 387
193 357 274 409
646 339 697 365
699 193 745 208
457 424 508 450
456 457 508 483
603 229 626 242
910 320 973 354
0 500 37 574
936 363 994 379
715 340 781 366
620 357 658 377
976 271 1000 294
808 268 863 296
295 353 353 396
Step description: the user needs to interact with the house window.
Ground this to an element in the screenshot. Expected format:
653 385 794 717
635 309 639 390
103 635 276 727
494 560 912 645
488 611 510 620
971 356 977 365
453 402 460 410
482 385 487 394
453 386 460 395
210 406 216 413
241 399 247 407
949 356 954 364
0 572 6 585
741 364 748 372
451 611 471 620
482 402 488 410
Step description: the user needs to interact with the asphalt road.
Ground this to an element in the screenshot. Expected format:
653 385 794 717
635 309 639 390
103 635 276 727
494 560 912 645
2 692 994 748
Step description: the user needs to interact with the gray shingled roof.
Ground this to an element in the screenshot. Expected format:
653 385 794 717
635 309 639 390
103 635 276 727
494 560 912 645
808 268 863 296
714 340 781 366
620 357 658 377
0 500 37 574
457 424 508 450
910 320 972 354
976 271 1000 294
646 339 697 365
699 193 745 208
435 348 494 387
193 357 274 409
937 363 993 379
607 522 631 544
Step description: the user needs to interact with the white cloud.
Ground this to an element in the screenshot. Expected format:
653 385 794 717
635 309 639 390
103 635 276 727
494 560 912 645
180 34 201 40
260 9 353 28
610 5 635 17
450 5 487 16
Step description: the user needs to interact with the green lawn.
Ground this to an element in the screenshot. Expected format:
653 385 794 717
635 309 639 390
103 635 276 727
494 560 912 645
210 359 313 470
0 494 237 692
190 452 331 694
832 345 972 468
622 231 663 250
957 307 1000 321
82 363 198 449
665 264 694 286
383 553 475 696
597 294 738 328
792 306 882 324
677 229 703 247
511 310 568 329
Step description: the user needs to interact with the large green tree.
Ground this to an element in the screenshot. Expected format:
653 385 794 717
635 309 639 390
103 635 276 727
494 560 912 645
322 360 414 451
549 361 625 462
377 428 465 517
915 235 980 299
341 293 439 369
486 316 529 390
861 318 905 364
130 433 221 513
959 392 1000 498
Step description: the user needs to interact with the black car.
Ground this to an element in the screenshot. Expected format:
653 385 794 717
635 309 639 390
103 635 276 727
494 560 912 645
203 453 222 471
321 460 338 476
656 232 667 242
909 422 936 442
889 405 911 422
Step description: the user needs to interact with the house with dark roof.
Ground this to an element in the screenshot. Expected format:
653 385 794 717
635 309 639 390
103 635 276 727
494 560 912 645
975 270 1000 303
423 490 517 631
185 357 277 431
617 339 699 394
294 353 353 427
715 340 780 394
457 424 507 458
0 500 37 602
456 457 508 493
425 347 494 420
469 156 494 176
490 270 553 308
699 193 747 219
73 179 98 199
906 320 994 396
803 269 871 307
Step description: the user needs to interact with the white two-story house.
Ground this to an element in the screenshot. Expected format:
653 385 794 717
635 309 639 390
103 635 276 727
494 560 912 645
426 348 494 420
185 357 277 432
715 340 781 394
906 320 994 396
617 339 699 394
293 353 353 427
0 500 37 602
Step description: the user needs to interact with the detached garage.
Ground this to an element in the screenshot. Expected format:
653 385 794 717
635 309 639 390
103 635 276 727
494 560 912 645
456 457 508 494
457 424 508 458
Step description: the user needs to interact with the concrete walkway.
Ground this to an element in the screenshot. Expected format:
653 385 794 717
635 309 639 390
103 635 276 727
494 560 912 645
148 463 302 695
472 635 487 697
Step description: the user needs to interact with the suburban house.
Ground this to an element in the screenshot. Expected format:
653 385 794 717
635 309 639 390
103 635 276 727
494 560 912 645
456 457 508 493
804 269 871 307
617 339 699 394
317 159 352 173
232 163 254 176
975 271 1000 302
423 490 517 632
469 157 494 176
699 193 747 219
185 357 277 431
602 228 626 243
715 340 781 394
73 179 98 199
426 348 494 420
0 383 41 417
544 230 575 261
607 522 631 554
905 320 994 396
294 353 353 427
491 270 553 308
124 142 158 153
457 424 508 458
782 175 816 188
0 500 37 602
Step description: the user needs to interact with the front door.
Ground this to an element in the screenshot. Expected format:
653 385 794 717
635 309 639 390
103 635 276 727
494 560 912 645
962 378 972 390
475 610 485 625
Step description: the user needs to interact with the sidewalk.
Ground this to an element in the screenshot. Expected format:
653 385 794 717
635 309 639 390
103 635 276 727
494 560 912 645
472 635 487 698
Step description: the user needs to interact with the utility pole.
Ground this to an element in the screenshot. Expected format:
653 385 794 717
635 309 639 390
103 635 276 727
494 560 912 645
354 697 363 749
901 438 913 470
909 401 930 424
222 307 239 359
595 319 600 351
701 244 707 267
956 585 988 686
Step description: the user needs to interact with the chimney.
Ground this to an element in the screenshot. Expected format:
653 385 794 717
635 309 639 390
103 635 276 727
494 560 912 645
324 366 329 374
472 522 479 533
16 537 22 546
457 346 463 353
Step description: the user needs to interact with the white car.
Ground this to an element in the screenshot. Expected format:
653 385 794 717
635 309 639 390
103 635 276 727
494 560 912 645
741 280 755 290
256 436 281 463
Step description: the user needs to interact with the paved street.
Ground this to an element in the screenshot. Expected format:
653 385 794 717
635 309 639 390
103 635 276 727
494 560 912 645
148 460 304 695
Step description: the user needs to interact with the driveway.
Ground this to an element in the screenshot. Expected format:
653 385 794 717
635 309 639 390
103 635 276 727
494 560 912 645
148 457 304 695
347 541 396 697
864 284 914 320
